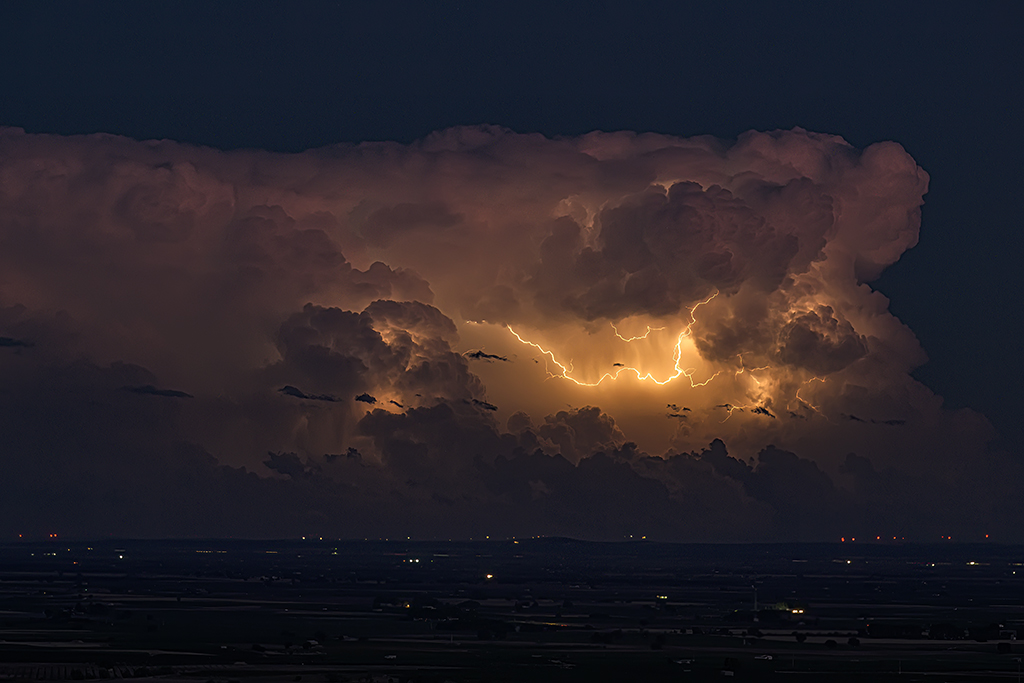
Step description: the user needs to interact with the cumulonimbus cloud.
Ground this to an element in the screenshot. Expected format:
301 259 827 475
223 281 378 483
0 125 1016 541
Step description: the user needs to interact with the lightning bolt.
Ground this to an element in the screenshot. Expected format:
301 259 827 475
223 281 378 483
734 358 772 386
795 376 828 417
610 323 666 342
507 291 720 388
712 359 777 422
718 403 742 423
710 371 827 424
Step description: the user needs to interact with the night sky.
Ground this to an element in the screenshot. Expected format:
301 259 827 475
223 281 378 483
1 1 1022 541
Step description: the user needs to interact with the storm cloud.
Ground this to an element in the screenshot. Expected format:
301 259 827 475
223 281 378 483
0 125 1016 541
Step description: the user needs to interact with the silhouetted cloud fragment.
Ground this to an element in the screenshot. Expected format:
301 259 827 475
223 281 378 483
325 447 363 463
355 393 377 404
278 385 338 402
839 414 905 426
468 398 498 411
465 350 510 362
0 336 32 348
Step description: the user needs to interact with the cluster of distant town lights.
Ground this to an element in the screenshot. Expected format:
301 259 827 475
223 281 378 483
18 532 1007 577
17 536 1018 577
838 534 990 542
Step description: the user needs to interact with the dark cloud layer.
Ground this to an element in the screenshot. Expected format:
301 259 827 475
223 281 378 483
0 126 1017 541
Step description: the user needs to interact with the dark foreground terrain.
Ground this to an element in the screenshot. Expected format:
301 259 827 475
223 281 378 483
1 538 1023 682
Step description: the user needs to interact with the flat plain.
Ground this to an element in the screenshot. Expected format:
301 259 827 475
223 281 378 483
1 539 1022 682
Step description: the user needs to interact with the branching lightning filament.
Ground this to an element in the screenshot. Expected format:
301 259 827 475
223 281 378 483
795 376 827 415
611 323 666 342
507 291 720 388
734 359 772 386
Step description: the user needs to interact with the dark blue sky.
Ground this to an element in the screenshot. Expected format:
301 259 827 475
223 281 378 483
2 0 1022 448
